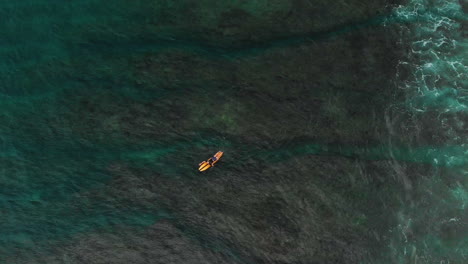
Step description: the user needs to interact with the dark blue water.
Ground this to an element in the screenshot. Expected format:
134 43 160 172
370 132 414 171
1 0 466 263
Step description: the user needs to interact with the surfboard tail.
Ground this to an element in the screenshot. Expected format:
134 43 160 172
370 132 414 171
199 162 211 171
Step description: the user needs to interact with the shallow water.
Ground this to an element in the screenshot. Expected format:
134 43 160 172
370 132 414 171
0 0 466 263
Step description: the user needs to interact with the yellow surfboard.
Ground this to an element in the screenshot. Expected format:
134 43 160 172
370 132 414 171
198 151 223 172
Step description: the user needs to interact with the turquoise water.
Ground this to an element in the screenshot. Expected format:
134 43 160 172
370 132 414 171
0 0 466 263
384 1 467 262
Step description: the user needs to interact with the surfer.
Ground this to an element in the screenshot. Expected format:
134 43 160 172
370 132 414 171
208 156 217 166
199 151 223 171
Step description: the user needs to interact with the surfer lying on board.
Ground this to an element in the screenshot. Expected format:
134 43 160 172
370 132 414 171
208 156 217 166
198 151 223 172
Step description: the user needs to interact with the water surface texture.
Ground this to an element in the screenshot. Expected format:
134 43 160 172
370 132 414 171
1 0 466 263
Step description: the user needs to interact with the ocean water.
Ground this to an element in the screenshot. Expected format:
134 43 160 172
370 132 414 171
0 0 466 263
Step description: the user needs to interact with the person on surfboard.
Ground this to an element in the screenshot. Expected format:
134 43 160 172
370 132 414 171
208 156 217 166
199 151 223 171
